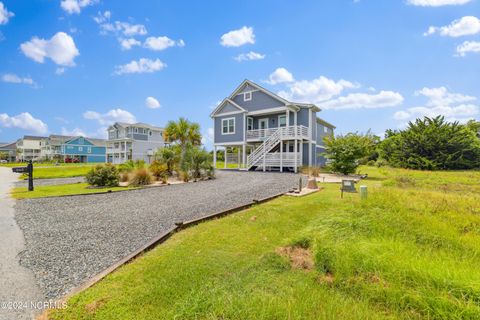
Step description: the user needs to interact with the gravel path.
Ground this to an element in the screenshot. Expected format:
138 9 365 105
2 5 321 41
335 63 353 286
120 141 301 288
14 171 302 299
14 176 85 188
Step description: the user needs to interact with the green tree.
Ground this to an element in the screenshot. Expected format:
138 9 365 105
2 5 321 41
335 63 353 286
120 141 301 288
379 116 480 170
154 146 179 176
323 133 376 175
163 117 202 150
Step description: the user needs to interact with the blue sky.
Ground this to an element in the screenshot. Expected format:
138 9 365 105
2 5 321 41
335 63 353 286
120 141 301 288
0 0 479 148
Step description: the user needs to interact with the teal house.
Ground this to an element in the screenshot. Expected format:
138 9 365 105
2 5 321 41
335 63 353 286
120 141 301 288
60 136 106 163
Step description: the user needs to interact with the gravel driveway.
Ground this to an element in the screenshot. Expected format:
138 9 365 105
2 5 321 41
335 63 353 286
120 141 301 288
14 171 301 299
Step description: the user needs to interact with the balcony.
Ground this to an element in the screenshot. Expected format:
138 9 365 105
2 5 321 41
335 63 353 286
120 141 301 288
246 125 309 141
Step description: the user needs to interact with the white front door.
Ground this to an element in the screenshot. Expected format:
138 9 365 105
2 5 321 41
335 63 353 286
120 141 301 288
259 118 268 138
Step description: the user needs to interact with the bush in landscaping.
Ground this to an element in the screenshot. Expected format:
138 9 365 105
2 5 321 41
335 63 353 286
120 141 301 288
119 172 130 182
118 159 145 173
379 116 480 170
129 168 153 186
154 147 179 176
85 164 119 187
149 160 169 181
323 132 377 175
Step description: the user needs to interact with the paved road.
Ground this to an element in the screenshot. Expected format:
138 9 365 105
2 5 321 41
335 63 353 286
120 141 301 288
0 168 43 320
15 170 301 300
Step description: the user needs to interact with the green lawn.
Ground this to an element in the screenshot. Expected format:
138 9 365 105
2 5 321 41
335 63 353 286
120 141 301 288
0 162 104 168
19 165 99 179
49 167 480 319
11 183 136 199
215 160 241 169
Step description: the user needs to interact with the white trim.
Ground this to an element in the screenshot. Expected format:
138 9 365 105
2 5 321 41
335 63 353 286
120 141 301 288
229 79 291 105
213 110 244 117
316 145 326 149
244 91 252 101
210 98 247 118
234 89 259 97
278 114 287 127
247 117 254 131
247 106 287 116
214 142 245 146
221 117 236 135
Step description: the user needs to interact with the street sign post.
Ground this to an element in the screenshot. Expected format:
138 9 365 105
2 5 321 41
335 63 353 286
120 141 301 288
12 160 34 191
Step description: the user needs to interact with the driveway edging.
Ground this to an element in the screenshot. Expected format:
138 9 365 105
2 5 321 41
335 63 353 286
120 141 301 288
49 191 285 310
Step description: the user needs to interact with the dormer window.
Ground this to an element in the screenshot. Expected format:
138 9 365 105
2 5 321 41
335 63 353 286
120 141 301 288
244 91 252 101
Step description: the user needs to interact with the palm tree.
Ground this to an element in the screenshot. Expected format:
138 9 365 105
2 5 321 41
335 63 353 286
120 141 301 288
163 117 202 149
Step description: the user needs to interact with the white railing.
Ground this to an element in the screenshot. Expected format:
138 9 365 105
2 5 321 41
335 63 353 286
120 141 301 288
247 128 282 168
256 153 301 168
247 125 309 140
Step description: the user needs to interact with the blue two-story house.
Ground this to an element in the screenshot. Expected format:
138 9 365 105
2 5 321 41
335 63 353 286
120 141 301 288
210 79 335 172
62 136 106 163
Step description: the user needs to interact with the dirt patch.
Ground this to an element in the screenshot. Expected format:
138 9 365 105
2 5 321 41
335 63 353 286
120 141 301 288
276 246 314 270
317 273 335 285
85 298 108 314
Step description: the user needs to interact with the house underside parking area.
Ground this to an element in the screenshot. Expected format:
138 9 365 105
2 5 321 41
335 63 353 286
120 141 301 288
14 170 301 300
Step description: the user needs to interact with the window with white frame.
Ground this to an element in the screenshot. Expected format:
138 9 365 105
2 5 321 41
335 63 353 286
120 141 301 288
247 117 253 131
324 126 328 133
87 147 92 153
279 115 287 127
244 91 252 101
222 118 235 135
78 146 83 151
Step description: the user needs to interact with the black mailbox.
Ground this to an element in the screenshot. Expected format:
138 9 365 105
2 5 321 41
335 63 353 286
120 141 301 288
12 161 34 191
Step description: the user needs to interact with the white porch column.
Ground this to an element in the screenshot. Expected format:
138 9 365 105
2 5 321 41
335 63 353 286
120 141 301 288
263 143 266 172
300 141 303 169
237 147 241 169
242 144 246 169
224 147 227 169
213 146 217 168
280 140 283 173
294 139 298 173
286 110 290 127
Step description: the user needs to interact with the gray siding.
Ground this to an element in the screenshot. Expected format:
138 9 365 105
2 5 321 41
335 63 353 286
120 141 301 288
232 90 284 112
133 134 148 141
249 112 286 130
216 102 241 115
316 123 333 146
316 146 327 166
214 114 244 143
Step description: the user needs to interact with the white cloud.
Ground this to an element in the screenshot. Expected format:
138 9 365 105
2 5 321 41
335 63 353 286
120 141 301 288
83 108 136 125
119 38 141 50
265 67 294 85
320 91 404 110
114 58 166 75
202 127 215 149
407 0 471 6
0 112 48 134
145 96 161 109
234 51 265 62
424 16 480 37
415 86 475 106
0 2 14 25
278 76 358 103
220 26 255 47
61 127 86 136
2 73 36 86
55 67 66 75
20 32 79 66
93 10 110 24
456 40 480 56
144 36 184 51
61 0 97 14
94 11 147 37
394 87 478 124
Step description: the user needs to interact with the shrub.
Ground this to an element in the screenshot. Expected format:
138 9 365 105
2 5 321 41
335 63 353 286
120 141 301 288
119 172 130 182
378 116 480 170
149 160 168 181
129 168 153 186
155 147 178 176
180 170 191 182
85 164 119 187
324 132 378 175
118 159 145 173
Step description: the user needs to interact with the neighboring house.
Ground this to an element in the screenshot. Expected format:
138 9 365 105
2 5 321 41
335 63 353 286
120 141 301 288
210 79 335 172
106 122 165 164
16 135 47 162
41 135 106 163
0 142 17 162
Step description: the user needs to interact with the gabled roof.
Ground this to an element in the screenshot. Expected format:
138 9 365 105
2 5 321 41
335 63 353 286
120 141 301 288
317 117 336 129
64 136 107 147
214 79 321 115
210 98 247 117
229 79 292 106
23 135 48 140
111 122 163 131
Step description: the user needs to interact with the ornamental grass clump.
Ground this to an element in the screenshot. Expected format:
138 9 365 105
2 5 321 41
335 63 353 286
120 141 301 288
85 164 119 187
149 160 169 182
129 168 153 186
